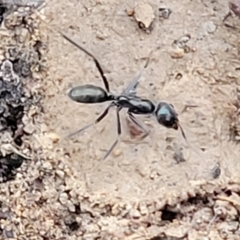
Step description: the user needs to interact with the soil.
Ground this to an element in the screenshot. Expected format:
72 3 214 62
2 0 240 239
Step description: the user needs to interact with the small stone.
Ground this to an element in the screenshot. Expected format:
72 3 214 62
39 230 46 235
113 149 122 157
159 7 172 19
45 132 60 143
129 209 141 218
112 205 121 216
59 192 69 205
136 165 149 177
67 200 76 212
202 21 217 34
56 170 65 178
42 161 52 170
134 2 155 31
211 162 221 179
23 122 35 134
139 202 148 215
169 47 184 59
126 9 134 17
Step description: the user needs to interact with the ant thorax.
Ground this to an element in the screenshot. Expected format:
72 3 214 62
115 95 155 115
116 95 134 108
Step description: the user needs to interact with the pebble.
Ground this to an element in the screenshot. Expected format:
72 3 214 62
129 209 141 218
136 165 149 177
59 192 69 205
113 149 122 157
210 162 221 179
46 132 60 143
67 200 76 212
134 2 155 30
169 47 185 59
138 202 148 215
111 205 121 216
202 21 217 34
42 161 53 170
56 170 65 178
23 122 35 135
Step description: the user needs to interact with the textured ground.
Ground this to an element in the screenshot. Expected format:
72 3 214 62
1 0 240 239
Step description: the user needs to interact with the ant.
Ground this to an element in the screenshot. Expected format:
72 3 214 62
57 31 187 160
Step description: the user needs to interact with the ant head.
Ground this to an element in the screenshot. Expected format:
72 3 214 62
155 102 179 130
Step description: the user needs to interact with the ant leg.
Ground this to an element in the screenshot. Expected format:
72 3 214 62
36 15 110 92
57 31 110 92
67 103 114 138
91 106 122 173
128 112 150 136
102 106 122 160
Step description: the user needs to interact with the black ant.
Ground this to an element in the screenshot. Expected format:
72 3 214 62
57 31 188 160
29 10 205 173
50 29 188 160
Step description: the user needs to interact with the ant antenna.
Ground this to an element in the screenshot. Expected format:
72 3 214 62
178 123 204 160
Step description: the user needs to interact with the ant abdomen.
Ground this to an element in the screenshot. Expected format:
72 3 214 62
155 102 179 130
68 84 114 104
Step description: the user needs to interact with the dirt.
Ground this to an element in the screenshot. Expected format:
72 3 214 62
2 0 240 239
43 0 240 194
